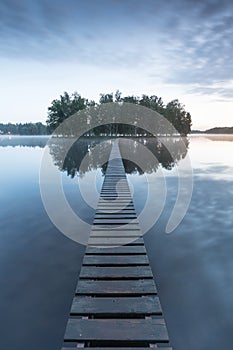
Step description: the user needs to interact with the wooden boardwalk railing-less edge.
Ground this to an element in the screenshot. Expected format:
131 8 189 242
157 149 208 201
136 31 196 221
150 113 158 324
62 140 172 350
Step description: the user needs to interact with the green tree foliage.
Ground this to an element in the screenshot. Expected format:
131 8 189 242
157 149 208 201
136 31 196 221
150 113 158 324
46 91 94 132
114 90 122 102
46 90 192 136
165 100 192 135
99 93 114 104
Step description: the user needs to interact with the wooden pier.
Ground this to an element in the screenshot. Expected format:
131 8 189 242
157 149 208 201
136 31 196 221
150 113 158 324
62 140 172 350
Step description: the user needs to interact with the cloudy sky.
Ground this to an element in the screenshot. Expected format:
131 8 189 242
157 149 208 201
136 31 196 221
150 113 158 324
1 0 233 129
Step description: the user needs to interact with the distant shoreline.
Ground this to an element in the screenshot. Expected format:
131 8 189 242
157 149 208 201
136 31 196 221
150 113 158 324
1 126 233 136
191 126 233 134
1 130 233 136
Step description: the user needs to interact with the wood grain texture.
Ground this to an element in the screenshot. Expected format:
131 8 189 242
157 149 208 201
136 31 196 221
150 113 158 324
64 318 169 342
87 237 144 247
76 279 157 295
85 245 146 255
82 254 149 266
79 266 153 279
71 296 162 315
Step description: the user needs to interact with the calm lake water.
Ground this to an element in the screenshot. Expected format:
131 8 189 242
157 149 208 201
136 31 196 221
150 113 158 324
0 134 233 350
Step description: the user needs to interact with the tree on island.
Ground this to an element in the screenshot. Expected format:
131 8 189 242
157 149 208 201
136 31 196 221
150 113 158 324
46 90 192 135
46 91 95 133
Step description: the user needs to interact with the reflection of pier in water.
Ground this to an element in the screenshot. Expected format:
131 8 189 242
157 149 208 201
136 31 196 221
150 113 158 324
61 140 172 349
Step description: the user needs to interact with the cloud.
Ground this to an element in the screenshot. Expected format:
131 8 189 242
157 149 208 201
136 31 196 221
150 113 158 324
187 80 233 100
0 0 233 99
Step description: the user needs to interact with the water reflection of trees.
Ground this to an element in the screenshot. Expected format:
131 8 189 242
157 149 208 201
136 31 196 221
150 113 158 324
49 137 189 178
0 136 49 148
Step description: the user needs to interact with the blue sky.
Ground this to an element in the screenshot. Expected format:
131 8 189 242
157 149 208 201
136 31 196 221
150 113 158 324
1 0 233 129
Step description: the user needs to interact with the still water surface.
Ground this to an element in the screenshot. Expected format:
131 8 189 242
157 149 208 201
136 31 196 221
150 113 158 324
0 135 233 350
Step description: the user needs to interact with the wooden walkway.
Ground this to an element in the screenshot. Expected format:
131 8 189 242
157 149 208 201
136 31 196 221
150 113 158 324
62 140 172 350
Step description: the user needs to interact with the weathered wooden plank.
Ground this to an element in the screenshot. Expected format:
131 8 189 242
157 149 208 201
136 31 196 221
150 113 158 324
71 296 162 315
100 196 131 198
101 186 128 188
101 192 130 194
103 178 127 180
100 192 130 194
98 200 133 203
100 198 132 201
96 207 135 211
100 190 129 192
98 198 133 201
91 226 141 231
95 213 135 217
104 177 126 179
92 348 172 350
101 189 129 191
103 176 126 178
101 186 128 187
100 194 130 197
102 179 127 181
90 230 141 237
101 185 128 187
103 180 126 182
101 186 129 188
92 223 140 231
95 209 137 219
97 204 134 207
91 229 141 235
96 206 133 209
85 245 146 254
97 196 131 198
102 182 128 185
97 205 134 208
97 204 134 208
62 348 172 350
101 183 128 186
96 210 136 214
95 214 137 218
93 219 139 224
102 184 128 186
98 200 133 204
106 171 124 173
64 318 169 342
92 225 141 231
80 266 153 279
76 279 157 295
83 254 149 266
95 212 136 216
100 194 132 197
87 242 139 248
88 237 144 246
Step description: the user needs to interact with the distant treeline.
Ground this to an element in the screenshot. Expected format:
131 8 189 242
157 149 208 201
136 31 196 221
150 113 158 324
0 122 47 135
192 127 233 134
205 127 233 134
